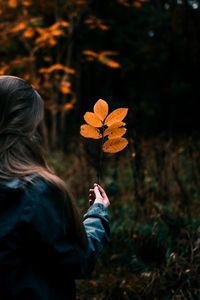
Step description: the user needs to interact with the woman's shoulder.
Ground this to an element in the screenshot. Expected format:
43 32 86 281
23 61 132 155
0 176 26 190
22 175 61 200
0 174 56 196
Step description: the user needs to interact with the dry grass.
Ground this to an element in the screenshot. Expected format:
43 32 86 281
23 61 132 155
48 136 200 300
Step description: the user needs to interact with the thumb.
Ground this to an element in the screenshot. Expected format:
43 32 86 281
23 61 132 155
94 184 102 198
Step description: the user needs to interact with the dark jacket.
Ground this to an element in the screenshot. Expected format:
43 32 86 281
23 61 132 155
0 176 110 300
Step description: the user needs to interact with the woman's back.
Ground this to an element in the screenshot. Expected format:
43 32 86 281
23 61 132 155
0 75 110 299
0 176 110 300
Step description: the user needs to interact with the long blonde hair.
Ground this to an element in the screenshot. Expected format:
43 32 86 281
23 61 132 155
0 75 87 248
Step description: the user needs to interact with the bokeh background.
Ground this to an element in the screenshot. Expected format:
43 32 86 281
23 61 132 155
0 0 199 299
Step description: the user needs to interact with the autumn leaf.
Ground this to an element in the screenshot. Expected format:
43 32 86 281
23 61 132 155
84 112 103 127
0 65 9 75
104 108 128 126
39 64 75 75
98 56 121 68
83 50 121 69
80 99 129 155
80 124 102 139
94 99 109 121
51 29 63 37
23 28 35 38
82 50 98 58
99 24 109 31
22 0 32 7
80 99 128 147
59 21 70 27
63 103 74 111
103 137 128 153
8 0 18 8
132 1 142 8
104 121 127 139
80 98 129 183
104 121 126 136
11 22 26 33
106 127 127 139
60 81 71 94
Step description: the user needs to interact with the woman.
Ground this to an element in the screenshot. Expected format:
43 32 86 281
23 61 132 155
0 75 110 300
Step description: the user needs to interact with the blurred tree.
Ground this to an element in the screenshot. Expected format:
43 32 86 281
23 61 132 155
0 0 199 151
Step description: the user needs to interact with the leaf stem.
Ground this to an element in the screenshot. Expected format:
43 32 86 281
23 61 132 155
98 123 105 184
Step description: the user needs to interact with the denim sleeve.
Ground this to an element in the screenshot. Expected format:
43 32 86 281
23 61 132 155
21 179 110 279
80 203 110 277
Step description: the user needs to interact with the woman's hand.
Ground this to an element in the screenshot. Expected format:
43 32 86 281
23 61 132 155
89 183 110 208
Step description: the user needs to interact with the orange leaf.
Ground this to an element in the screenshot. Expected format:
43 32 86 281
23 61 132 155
23 28 35 38
63 103 74 111
104 108 128 126
104 121 126 136
39 64 75 75
84 112 102 127
0 65 9 75
94 99 109 121
64 66 76 75
99 24 109 31
8 0 18 8
22 0 32 7
49 38 57 46
11 22 26 33
98 56 121 69
106 60 121 69
99 51 119 57
52 29 63 36
106 127 127 139
80 124 102 139
132 1 142 8
103 137 128 153
82 50 98 58
59 21 70 27
60 81 71 94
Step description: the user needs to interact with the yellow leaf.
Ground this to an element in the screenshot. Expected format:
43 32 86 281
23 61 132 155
80 124 102 139
104 121 126 136
104 108 128 126
94 99 109 121
84 112 103 127
107 127 127 139
103 137 128 153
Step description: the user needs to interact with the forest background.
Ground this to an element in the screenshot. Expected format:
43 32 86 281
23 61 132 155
0 0 199 299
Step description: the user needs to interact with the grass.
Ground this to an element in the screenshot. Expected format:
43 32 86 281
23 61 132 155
48 136 200 300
